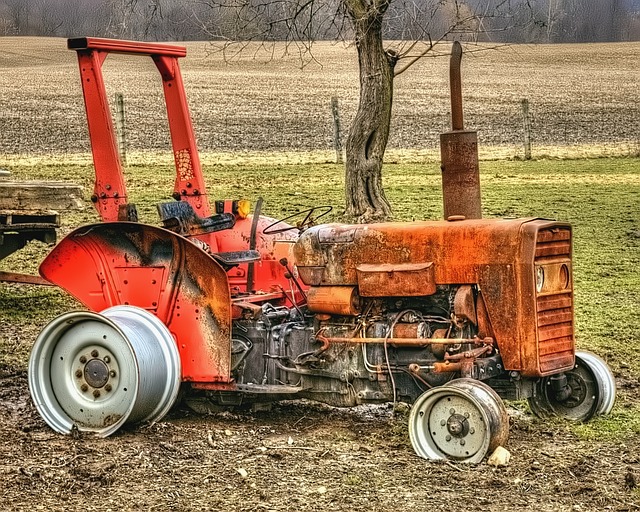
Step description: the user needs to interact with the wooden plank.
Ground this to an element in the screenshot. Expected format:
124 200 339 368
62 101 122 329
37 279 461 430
0 181 84 211
0 271 52 286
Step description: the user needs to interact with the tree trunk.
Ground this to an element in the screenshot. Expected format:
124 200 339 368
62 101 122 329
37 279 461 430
344 8 396 223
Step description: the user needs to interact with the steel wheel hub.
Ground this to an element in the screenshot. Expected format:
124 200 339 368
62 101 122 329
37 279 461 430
409 378 509 463
528 351 616 422
83 357 110 389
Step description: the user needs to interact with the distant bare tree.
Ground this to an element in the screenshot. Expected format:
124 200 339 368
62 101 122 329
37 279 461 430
0 3 16 35
101 0 164 39
2 0 30 34
32 0 63 36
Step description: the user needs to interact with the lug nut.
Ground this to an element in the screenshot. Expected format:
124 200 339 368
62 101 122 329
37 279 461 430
460 439 466 446
469 428 475 435
109 370 117 378
464 412 470 418
93 390 101 398
91 350 99 358
440 420 446 426
75 369 83 378
104 356 111 364
105 384 112 392
79 356 87 364
449 408 455 415
445 435 452 442
80 384 88 392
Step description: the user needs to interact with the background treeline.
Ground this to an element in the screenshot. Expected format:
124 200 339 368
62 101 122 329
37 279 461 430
0 0 639 43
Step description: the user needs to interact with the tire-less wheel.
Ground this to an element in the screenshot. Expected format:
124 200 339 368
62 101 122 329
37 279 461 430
28 306 181 437
528 350 616 422
408 378 509 463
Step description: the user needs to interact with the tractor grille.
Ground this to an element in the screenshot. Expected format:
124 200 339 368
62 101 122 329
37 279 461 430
535 228 574 374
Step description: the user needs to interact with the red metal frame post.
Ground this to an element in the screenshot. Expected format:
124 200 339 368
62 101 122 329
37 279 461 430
68 37 211 221
74 48 127 221
153 55 210 216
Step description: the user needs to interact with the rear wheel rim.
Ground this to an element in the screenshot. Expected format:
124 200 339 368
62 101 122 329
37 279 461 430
28 306 180 436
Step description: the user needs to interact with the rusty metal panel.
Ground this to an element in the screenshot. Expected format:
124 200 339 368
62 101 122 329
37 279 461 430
356 262 436 297
440 131 482 220
306 286 360 316
533 227 575 375
294 218 575 378
295 219 532 287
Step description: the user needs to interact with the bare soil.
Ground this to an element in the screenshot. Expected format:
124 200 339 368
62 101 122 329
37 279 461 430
1 307 639 512
1 363 639 512
0 38 639 158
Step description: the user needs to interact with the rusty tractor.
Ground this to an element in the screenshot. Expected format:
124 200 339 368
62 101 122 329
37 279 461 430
27 38 615 463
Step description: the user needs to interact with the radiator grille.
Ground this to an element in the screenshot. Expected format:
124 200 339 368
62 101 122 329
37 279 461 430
536 228 574 373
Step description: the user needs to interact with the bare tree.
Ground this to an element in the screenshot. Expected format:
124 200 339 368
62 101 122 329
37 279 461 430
196 0 525 222
2 0 31 34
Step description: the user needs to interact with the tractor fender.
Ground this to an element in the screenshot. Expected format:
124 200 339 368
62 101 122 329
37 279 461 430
39 222 232 383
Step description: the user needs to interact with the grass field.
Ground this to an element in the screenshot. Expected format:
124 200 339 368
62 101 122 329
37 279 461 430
1 37 639 511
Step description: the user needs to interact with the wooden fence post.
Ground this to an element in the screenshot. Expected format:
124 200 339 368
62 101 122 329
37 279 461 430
115 92 127 165
331 96 343 164
521 98 532 160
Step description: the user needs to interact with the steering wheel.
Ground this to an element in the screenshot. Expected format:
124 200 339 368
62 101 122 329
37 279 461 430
263 206 333 235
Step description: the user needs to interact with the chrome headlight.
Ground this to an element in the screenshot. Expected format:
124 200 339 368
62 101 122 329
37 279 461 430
535 266 545 293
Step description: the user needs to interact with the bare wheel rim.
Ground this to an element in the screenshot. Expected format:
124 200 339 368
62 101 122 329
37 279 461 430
575 351 616 416
528 351 615 422
409 378 509 463
28 306 180 436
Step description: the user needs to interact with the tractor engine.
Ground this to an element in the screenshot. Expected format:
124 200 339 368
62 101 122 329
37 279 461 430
227 284 473 408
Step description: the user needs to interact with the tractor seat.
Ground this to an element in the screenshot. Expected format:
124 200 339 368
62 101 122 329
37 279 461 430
211 250 261 271
157 201 235 236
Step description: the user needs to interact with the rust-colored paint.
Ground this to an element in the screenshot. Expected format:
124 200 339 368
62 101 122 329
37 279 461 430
0 271 52 286
453 285 477 324
440 131 482 221
449 41 464 131
306 286 360 316
294 218 574 377
439 41 482 221
356 262 436 297
39 223 232 383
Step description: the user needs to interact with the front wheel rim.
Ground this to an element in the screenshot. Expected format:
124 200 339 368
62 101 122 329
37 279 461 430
409 378 508 463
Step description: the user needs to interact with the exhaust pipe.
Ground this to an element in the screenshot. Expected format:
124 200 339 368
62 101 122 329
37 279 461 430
440 41 482 220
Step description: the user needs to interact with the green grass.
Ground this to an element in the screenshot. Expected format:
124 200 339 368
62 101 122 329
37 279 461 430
1 155 639 438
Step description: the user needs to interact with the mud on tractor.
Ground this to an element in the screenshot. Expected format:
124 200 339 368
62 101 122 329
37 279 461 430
28 38 615 463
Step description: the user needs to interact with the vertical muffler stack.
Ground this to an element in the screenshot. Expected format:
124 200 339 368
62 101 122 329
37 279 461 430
440 41 482 220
